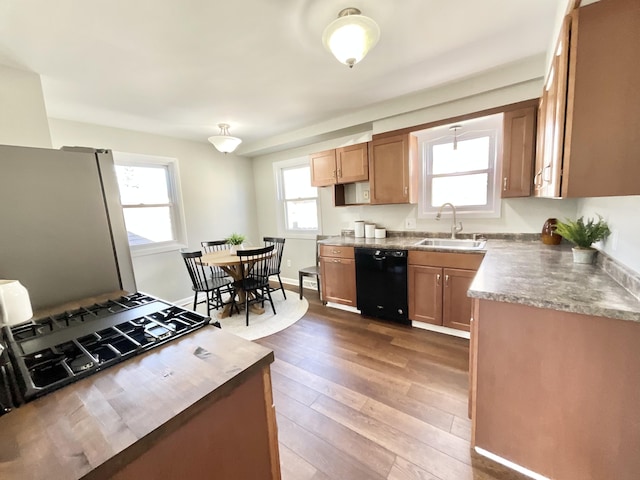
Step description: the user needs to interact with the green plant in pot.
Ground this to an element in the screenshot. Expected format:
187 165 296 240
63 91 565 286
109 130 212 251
555 215 610 264
225 233 246 254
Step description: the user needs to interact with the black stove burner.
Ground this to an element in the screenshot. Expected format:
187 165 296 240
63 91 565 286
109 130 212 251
2 292 210 403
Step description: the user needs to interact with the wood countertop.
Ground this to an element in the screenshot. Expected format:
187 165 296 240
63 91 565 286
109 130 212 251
0 326 274 480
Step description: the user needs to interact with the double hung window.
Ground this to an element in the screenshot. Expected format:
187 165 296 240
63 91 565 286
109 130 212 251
113 152 187 255
274 158 321 237
417 114 502 218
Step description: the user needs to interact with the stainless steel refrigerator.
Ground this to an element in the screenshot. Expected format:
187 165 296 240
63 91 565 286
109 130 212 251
0 144 136 311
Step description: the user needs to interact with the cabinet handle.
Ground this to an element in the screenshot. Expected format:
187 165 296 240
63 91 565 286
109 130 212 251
333 259 341 263
333 169 337 179
445 274 450 287
337 168 342 178
331 249 340 254
534 170 543 187
503 177 508 191
436 274 441 286
404 186 408 196
543 164 552 183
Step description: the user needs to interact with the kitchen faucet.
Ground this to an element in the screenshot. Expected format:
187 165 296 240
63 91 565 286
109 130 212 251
436 202 463 239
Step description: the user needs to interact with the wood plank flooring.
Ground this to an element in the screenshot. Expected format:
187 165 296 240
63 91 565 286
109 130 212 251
256 290 528 480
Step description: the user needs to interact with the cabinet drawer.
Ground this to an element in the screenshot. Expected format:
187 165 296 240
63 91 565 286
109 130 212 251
319 245 354 259
408 251 483 270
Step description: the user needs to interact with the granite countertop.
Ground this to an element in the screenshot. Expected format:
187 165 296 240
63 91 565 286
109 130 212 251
319 235 640 322
0 327 274 480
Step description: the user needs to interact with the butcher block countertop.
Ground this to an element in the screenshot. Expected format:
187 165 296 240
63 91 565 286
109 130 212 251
320 234 640 322
0 326 274 480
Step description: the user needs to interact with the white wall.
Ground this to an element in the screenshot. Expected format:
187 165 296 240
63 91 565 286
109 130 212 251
49 118 258 302
577 196 640 275
0 65 52 148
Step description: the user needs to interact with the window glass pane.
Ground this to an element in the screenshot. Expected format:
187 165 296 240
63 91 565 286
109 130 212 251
285 199 318 230
283 166 317 200
432 137 490 175
431 173 488 207
123 206 174 244
116 165 169 205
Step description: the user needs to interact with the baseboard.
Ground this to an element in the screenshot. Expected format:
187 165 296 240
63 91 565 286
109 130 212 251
412 320 470 339
326 302 360 314
474 447 549 480
281 276 318 290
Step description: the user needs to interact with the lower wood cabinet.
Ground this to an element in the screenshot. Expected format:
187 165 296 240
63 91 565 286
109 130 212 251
319 245 356 306
408 251 483 331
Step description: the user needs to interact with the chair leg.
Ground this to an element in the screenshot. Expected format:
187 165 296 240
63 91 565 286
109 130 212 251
278 274 286 299
193 292 198 311
267 287 276 315
245 291 250 326
299 273 304 300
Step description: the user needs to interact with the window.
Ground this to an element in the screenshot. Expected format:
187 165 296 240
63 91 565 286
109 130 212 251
113 152 187 256
417 114 502 218
274 158 321 238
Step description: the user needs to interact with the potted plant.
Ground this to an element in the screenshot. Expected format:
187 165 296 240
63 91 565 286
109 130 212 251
225 233 246 254
555 215 610 264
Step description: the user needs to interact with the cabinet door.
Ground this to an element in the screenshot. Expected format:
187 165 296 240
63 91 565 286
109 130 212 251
533 96 546 197
320 257 356 306
442 268 475 331
502 106 536 198
537 15 570 198
336 143 368 183
408 265 443 325
369 134 417 205
310 150 336 187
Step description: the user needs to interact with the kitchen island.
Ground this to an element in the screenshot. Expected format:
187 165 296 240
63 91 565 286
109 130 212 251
0 325 280 480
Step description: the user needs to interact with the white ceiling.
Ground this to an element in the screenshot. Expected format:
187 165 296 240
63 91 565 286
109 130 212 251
0 0 561 155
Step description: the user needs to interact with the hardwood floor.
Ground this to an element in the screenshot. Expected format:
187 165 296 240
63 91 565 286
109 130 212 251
256 290 528 480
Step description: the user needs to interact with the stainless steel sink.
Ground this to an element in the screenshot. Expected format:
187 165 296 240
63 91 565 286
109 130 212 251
414 238 487 250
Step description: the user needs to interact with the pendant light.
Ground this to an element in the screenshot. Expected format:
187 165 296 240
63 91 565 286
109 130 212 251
322 7 380 68
208 123 242 154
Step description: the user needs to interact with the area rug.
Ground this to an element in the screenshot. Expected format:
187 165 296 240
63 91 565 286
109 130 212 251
193 290 308 341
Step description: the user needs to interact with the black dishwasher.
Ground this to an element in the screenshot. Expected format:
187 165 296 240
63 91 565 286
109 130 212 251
355 248 409 325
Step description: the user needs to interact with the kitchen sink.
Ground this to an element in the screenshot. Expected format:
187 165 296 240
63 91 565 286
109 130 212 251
414 238 487 250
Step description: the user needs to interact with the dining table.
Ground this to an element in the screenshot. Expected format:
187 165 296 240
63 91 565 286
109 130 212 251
201 248 272 319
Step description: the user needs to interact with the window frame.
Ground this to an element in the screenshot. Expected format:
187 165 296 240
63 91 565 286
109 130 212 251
416 114 502 218
273 157 321 239
112 151 188 257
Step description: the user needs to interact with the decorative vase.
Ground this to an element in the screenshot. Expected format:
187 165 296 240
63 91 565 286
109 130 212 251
572 247 597 264
541 218 562 245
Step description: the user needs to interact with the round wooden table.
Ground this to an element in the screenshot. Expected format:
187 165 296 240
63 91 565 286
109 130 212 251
201 249 272 319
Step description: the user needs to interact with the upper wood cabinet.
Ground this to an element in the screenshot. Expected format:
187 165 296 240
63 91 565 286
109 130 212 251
310 143 368 187
501 106 536 198
536 0 640 198
368 133 418 205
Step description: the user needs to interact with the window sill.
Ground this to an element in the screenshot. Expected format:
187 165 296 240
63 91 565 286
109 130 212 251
129 241 187 257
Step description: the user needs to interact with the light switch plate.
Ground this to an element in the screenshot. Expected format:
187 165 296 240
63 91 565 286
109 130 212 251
405 218 416 229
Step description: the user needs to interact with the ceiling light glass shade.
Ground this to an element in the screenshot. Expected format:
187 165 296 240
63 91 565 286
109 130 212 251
322 8 380 68
208 123 242 153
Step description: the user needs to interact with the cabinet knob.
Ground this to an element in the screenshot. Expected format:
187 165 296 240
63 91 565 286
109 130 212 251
445 274 450 287
534 170 543 187
436 274 441 286
543 164 552 183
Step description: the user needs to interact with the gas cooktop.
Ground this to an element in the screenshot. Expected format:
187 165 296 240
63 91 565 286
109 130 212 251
1 292 212 406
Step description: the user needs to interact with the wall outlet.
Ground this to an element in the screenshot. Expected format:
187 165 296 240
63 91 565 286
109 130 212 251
405 218 416 229
286 259 292 267
363 190 369 200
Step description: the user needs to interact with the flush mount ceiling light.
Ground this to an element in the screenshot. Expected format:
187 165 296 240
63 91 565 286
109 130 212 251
322 7 380 68
208 123 242 154
450 125 462 150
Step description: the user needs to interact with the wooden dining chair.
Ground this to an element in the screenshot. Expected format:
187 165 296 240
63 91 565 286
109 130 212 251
263 236 286 299
181 250 233 316
235 245 276 326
